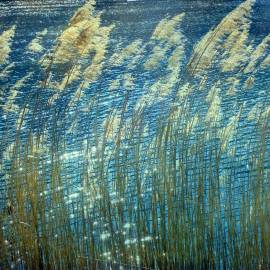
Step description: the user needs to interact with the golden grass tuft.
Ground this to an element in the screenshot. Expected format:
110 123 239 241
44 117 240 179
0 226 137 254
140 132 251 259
205 83 222 125
244 34 270 73
109 39 143 67
27 29 48 53
151 13 185 43
188 0 255 75
0 25 16 65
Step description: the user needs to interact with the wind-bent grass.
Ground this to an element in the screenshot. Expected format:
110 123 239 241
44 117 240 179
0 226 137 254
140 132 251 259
0 0 270 269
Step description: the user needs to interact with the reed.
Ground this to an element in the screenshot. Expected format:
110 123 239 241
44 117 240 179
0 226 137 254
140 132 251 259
0 0 270 269
0 25 16 65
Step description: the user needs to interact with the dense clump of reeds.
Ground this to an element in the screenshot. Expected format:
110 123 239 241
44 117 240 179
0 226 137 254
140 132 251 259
0 0 270 269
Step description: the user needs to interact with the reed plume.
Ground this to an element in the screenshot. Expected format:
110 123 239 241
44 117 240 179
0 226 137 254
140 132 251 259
2 72 33 113
176 82 193 101
145 13 186 71
226 77 240 96
109 77 121 91
244 75 255 89
260 53 270 69
0 26 16 65
41 0 114 93
151 13 185 43
218 111 241 152
123 73 135 90
205 84 222 125
138 13 186 110
135 67 180 109
53 2 100 64
247 102 262 121
144 45 168 70
167 46 185 72
220 23 251 72
0 62 15 80
244 34 270 73
188 0 255 75
109 39 143 67
27 28 47 53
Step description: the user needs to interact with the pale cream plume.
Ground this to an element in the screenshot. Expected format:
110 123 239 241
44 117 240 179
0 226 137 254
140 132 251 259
176 83 193 101
244 75 255 89
0 62 15 79
109 39 143 67
261 106 270 119
260 53 270 69
123 73 135 90
188 0 255 75
28 28 48 53
144 45 168 70
2 72 33 113
137 13 186 109
244 34 270 73
82 24 114 88
205 84 222 125
53 1 101 64
226 77 240 96
218 111 241 152
247 102 262 121
136 66 180 110
0 25 16 64
144 13 185 71
167 46 185 72
151 13 185 43
108 77 121 91
41 0 114 107
220 23 252 72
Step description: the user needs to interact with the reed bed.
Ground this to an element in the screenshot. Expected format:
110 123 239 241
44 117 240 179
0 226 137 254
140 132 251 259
0 0 270 269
